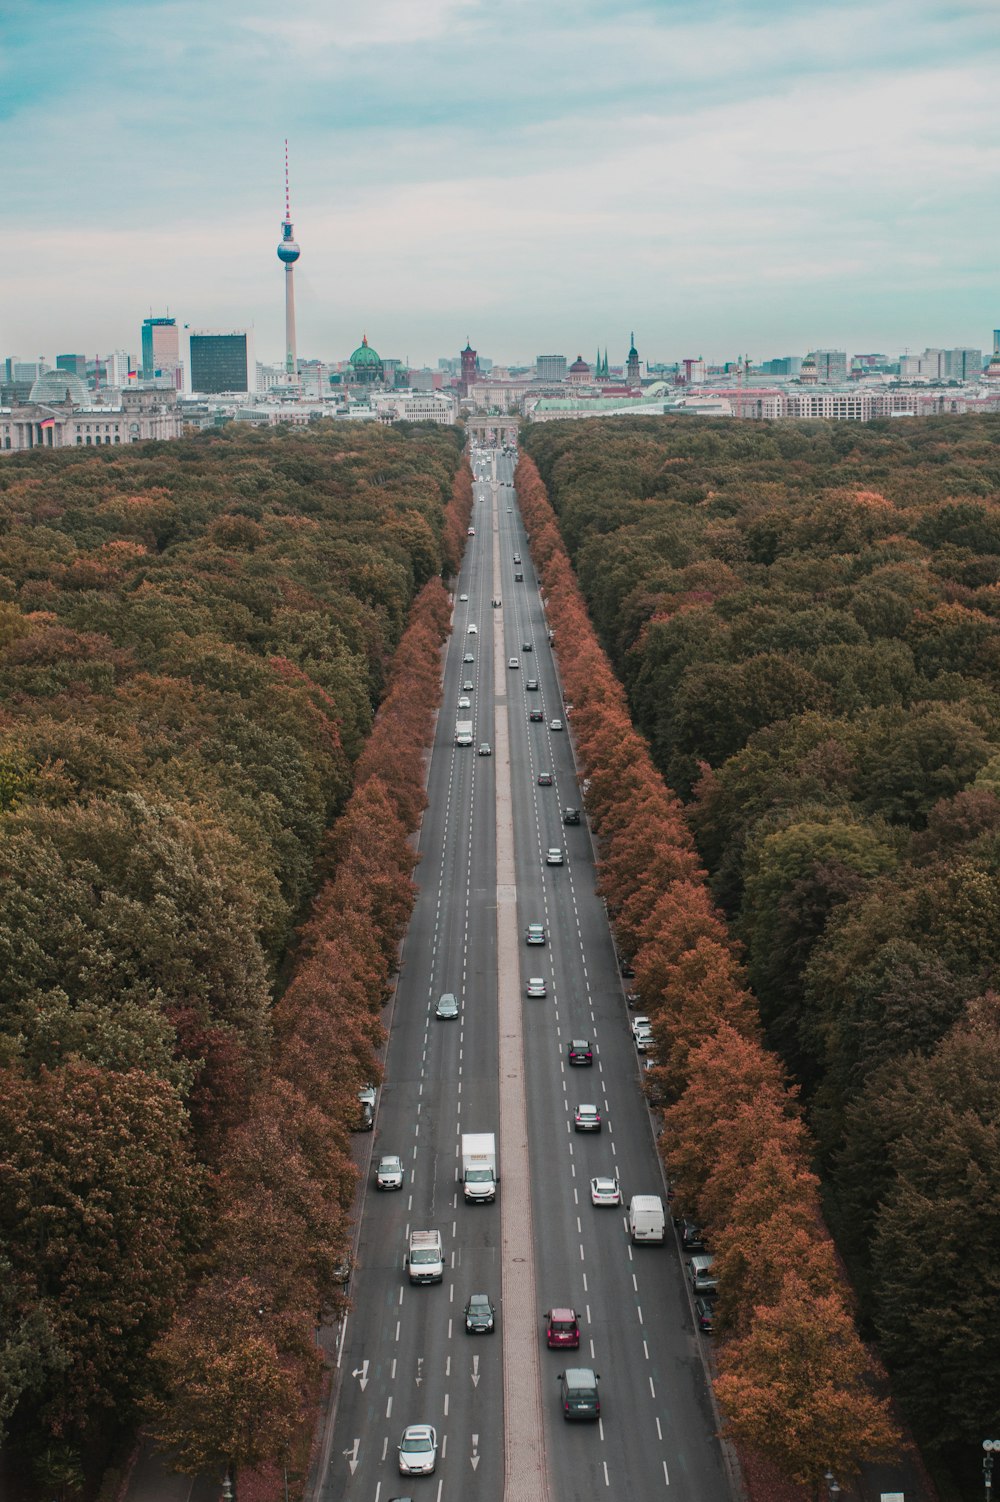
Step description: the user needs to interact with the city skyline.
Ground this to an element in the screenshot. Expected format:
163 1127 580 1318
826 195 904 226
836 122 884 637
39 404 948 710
2 0 999 365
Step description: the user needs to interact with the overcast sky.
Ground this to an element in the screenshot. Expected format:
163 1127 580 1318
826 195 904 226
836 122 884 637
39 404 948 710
3 0 999 368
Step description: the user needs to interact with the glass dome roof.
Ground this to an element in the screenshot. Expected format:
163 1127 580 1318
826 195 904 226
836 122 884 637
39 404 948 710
29 370 89 405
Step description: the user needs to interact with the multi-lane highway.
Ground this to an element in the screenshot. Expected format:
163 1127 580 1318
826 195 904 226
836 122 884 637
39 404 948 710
318 449 731 1502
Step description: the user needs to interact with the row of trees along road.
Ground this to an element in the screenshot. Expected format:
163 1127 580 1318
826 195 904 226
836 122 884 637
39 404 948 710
0 424 468 1494
522 414 1000 1497
516 451 900 1494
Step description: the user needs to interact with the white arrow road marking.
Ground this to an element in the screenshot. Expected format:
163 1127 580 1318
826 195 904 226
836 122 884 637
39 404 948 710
351 1360 369 1391
471 1354 480 1387
343 1439 360 1475
471 1433 480 1471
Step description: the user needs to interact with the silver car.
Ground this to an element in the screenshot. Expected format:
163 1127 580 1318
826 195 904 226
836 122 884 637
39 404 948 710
398 1423 437 1475
436 992 460 1019
376 1154 404 1190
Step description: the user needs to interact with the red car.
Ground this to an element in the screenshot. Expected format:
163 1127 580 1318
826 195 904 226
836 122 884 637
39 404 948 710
545 1308 580 1349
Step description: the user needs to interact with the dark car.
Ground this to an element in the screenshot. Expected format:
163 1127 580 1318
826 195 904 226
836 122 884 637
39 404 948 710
526 678 539 691
694 1297 715 1334
522 641 533 652
464 1293 496 1334
679 1220 706 1252
563 807 580 825
537 771 553 786
557 1367 600 1421
529 708 544 722
514 572 523 581
568 1039 593 1066
545 1308 580 1349
619 958 635 979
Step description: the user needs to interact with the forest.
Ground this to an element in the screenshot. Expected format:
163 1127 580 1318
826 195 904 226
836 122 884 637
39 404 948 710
0 422 468 1494
522 415 1000 1494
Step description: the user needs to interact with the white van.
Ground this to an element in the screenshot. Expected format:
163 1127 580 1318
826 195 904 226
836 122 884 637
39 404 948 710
406 1229 444 1284
628 1194 666 1244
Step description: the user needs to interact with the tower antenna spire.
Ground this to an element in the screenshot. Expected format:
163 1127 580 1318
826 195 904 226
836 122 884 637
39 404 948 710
285 137 291 220
277 138 302 386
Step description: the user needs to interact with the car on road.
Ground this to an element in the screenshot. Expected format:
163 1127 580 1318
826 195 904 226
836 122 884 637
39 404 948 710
478 743 491 756
398 1424 437 1476
375 1154 404 1190
568 1039 593 1066
508 657 519 669
464 652 475 663
513 554 521 563
557 1367 601 1421
464 1293 496 1334
526 678 539 690
563 807 580 824
459 592 469 601
526 923 546 945
467 526 475 535
463 680 474 691
522 641 532 652
514 571 523 581
550 718 563 731
529 708 544 722
590 1175 621 1207
694 1296 715 1334
545 1308 580 1349
457 696 471 709
467 624 478 634
537 771 553 786
546 847 564 865
526 976 547 998
436 992 460 1020
574 1103 601 1132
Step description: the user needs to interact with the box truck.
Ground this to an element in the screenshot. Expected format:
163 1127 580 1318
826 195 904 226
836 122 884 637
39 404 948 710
461 1132 498 1203
455 719 474 746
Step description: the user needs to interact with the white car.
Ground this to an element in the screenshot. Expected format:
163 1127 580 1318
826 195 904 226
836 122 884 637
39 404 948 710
508 657 520 669
526 923 546 945
550 718 563 731
546 847 564 865
398 1423 437 1476
467 526 475 536
630 1016 652 1038
590 1175 621 1207
459 592 469 601
526 976 547 998
634 1028 654 1054
468 624 478 634
376 1154 404 1190
464 653 475 663
458 696 471 709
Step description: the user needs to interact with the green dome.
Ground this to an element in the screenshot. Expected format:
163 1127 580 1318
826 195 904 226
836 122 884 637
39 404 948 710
350 335 381 367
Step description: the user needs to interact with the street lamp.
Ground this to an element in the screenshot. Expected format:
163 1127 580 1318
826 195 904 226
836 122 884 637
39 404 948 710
984 1439 999 1500
824 1469 842 1499
221 1469 233 1502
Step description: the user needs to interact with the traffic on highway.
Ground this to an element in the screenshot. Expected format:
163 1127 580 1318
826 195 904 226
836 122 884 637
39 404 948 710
317 448 731 1502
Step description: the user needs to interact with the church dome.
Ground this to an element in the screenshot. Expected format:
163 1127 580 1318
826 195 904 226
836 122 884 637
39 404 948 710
569 355 590 373
29 369 88 405
350 335 381 368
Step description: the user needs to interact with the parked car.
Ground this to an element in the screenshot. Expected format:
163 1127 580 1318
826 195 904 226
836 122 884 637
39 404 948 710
679 1220 706 1252
694 1296 715 1334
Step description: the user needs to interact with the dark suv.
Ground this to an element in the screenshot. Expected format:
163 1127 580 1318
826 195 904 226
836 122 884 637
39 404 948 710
562 807 581 825
557 1367 601 1421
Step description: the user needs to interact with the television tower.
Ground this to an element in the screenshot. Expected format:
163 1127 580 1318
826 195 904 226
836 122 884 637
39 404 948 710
277 139 301 384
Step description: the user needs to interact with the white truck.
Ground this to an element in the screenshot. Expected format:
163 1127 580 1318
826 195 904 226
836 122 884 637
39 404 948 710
455 719 474 747
628 1194 667 1244
461 1132 498 1203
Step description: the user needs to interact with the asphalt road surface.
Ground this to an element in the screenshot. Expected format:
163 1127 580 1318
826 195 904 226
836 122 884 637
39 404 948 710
317 448 732 1502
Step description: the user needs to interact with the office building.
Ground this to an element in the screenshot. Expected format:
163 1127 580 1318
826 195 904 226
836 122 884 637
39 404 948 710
809 350 848 383
141 316 180 380
535 355 567 382
56 354 88 379
188 331 253 394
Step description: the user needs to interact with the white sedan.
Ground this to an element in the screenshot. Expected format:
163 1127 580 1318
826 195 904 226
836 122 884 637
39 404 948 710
590 1175 622 1207
550 718 563 731
459 592 469 602
468 624 478 634
526 976 547 998
398 1424 437 1476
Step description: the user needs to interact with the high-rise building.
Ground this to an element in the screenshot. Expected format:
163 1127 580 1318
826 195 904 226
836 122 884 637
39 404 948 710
276 140 301 384
141 317 180 381
189 331 253 393
810 349 848 383
535 355 567 382
56 354 88 379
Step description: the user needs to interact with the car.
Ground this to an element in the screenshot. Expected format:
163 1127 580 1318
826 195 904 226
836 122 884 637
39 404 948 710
398 1424 438 1476
467 526 475 535
478 743 492 756
694 1296 715 1334
545 1308 580 1349
457 696 471 710
508 657 520 669
464 1292 496 1334
492 597 502 607
574 1103 601 1132
679 1220 706 1252
522 641 532 652
630 1016 652 1038
526 923 546 944
459 592 469 601
436 992 460 1020
568 1039 593 1066
507 506 512 512
590 1175 621 1206
526 976 547 998
550 718 563 731
462 681 474 693
463 652 475 663
546 847 564 865
375 1154 404 1190
526 678 539 691
513 554 521 563
563 807 580 824
557 1367 601 1421
626 990 642 1009
619 957 635 978
467 624 478 634
358 1084 376 1110
634 1028 654 1054
529 708 544 722
537 771 553 786
514 572 524 581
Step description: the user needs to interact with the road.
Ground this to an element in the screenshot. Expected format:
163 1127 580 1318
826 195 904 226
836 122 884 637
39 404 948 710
317 447 731 1502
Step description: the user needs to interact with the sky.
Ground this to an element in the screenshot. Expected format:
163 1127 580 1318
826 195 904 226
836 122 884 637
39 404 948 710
2 0 999 369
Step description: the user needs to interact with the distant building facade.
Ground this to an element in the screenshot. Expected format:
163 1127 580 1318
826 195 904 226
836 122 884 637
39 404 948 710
535 354 567 382
1 386 186 453
189 330 252 394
